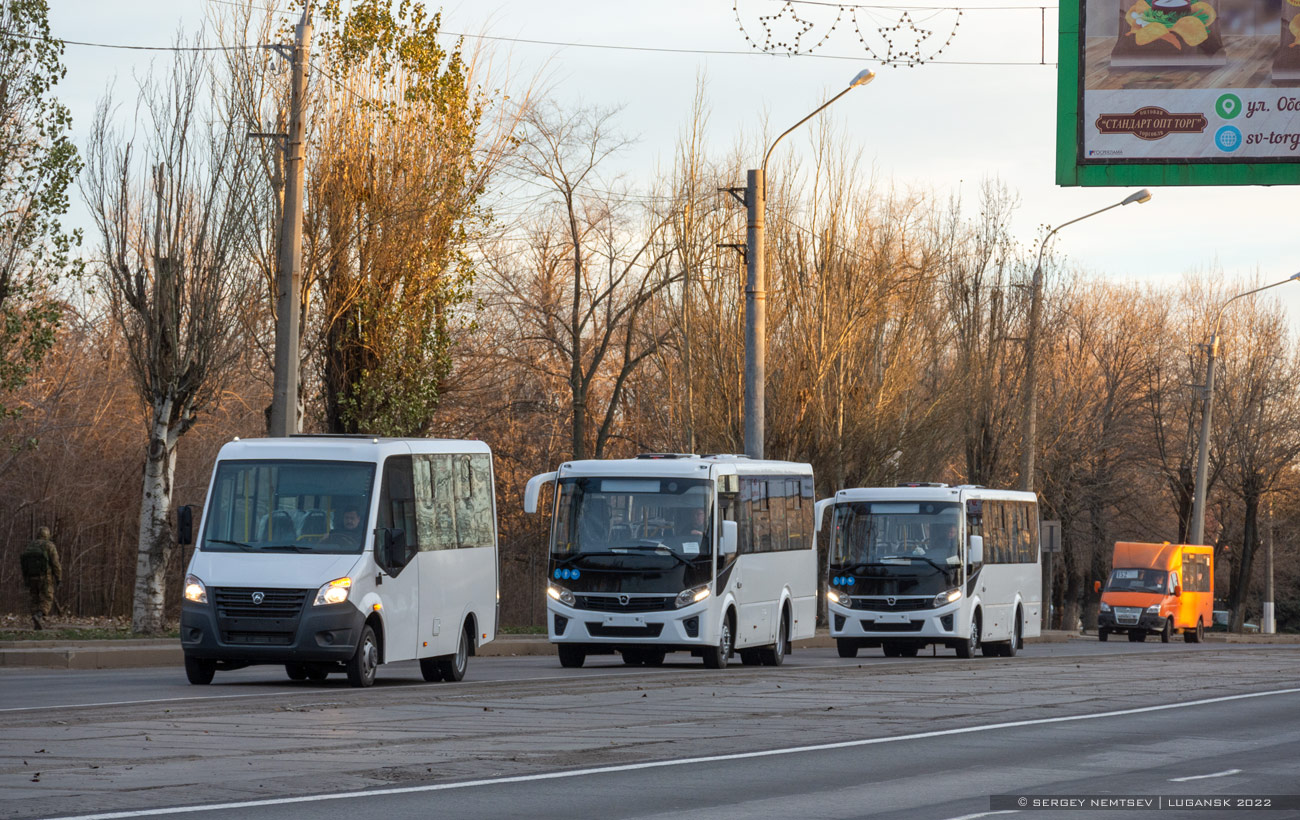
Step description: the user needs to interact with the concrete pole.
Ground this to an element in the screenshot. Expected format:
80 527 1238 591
743 168 765 460
1188 335 1217 545
1019 259 1044 492
1263 495 1275 634
270 12 311 437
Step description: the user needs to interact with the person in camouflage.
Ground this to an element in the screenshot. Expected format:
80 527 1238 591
20 526 61 630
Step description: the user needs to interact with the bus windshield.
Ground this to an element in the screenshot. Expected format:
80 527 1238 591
829 501 961 595
550 476 713 592
202 460 376 555
1106 568 1170 594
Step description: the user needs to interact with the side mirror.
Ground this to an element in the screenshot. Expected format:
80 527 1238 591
177 505 193 545
721 521 738 556
967 535 983 565
1174 584 1182 597
814 498 833 537
524 471 556 514
1094 580 1102 594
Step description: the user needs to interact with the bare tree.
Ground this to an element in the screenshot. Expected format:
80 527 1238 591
82 43 257 633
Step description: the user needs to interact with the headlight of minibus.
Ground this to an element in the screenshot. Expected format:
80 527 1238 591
1099 602 1111 612
932 588 962 609
184 574 207 604
675 585 710 608
313 577 352 606
827 589 845 605
547 585 576 607
1146 604 1161 614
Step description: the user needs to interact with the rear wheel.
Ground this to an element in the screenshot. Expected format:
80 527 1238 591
898 644 920 658
557 645 586 668
702 617 733 669
1004 609 1022 657
184 656 215 685
285 663 309 681
1160 618 1173 643
739 649 761 666
436 626 470 682
836 639 859 659
345 625 379 687
759 612 787 666
1185 617 1204 643
882 643 901 658
622 648 645 666
1128 630 1146 642
640 649 666 666
306 665 330 682
419 657 444 682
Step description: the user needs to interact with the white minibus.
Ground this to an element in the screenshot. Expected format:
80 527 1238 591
525 454 817 669
817 484 1041 659
180 436 498 687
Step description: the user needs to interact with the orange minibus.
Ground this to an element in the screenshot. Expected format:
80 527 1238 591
1096 542 1212 643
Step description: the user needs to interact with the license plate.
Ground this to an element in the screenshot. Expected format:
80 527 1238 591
602 614 646 627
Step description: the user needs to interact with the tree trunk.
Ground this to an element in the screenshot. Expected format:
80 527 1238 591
132 403 178 634
1228 488 1259 632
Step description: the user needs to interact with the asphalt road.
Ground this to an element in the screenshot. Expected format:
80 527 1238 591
3 642 1299 820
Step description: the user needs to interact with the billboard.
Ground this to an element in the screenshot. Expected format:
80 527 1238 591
1057 0 1300 186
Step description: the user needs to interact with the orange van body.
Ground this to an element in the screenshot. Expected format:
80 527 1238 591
1097 542 1213 643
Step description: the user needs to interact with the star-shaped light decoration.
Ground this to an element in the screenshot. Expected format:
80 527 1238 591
879 12 933 67
758 0 816 54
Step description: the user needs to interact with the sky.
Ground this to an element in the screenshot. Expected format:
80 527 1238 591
47 0 1300 328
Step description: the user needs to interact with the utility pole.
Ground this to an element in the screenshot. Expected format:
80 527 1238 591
743 168 765 460
269 10 312 437
1263 495 1275 634
1188 334 1217 545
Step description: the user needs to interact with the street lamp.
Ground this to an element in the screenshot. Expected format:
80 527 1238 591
1188 271 1300 546
742 69 875 460
1018 189 1152 491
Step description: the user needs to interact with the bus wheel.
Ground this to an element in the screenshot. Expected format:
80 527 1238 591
836 639 858 658
557 645 586 668
1185 617 1204 643
702 618 732 669
1004 609 1022 657
739 649 761 665
898 644 920 658
419 657 444 682
1160 618 1173 643
882 643 901 658
956 612 980 659
436 626 470 682
759 612 787 666
285 663 309 681
1128 631 1146 642
622 648 645 665
306 665 330 682
345 625 379 688
1098 628 1109 642
184 656 215 685
641 650 666 666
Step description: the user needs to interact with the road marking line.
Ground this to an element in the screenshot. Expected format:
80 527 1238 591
1169 768 1241 782
37 686 1300 820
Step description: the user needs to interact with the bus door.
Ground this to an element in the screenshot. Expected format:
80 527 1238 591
375 454 421 661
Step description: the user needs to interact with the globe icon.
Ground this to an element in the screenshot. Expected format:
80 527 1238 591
1215 126 1242 152
1218 130 1238 149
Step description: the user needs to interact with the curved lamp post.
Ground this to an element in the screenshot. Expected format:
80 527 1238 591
1018 189 1152 491
1188 271 1300 546
743 69 875 459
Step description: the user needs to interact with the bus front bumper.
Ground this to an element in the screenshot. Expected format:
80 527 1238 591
546 598 716 649
828 599 965 644
180 599 366 664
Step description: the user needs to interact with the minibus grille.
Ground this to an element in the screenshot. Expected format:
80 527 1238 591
1115 607 1142 625
213 587 309 619
853 597 932 612
585 623 665 638
860 619 924 632
575 595 675 612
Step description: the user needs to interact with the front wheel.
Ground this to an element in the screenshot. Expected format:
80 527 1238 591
1160 618 1173 643
184 655 215 685
702 618 732 669
557 645 586 668
436 626 470 682
836 639 858 659
1098 628 1109 642
345 624 379 687
956 612 981 659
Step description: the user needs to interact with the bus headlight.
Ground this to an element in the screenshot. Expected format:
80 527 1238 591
932 588 962 609
314 577 352 606
1099 602 1111 613
547 585 575 607
184 574 207 604
1146 604 1161 614
675 586 710 608
827 589 845 606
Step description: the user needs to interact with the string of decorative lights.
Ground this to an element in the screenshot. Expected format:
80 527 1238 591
735 0 971 65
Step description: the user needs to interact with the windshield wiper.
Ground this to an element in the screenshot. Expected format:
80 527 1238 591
205 539 256 552
261 544 314 553
620 544 690 566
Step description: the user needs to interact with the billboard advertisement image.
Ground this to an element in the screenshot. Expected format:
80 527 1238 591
1058 0 1300 185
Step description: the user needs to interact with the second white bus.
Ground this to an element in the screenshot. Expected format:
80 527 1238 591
525 454 818 669
816 484 1041 659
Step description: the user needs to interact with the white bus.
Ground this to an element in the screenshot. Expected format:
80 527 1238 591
816 484 1041 659
180 436 498 687
525 454 818 669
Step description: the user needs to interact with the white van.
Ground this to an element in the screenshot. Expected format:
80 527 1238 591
180 436 498 687
525 454 817 669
